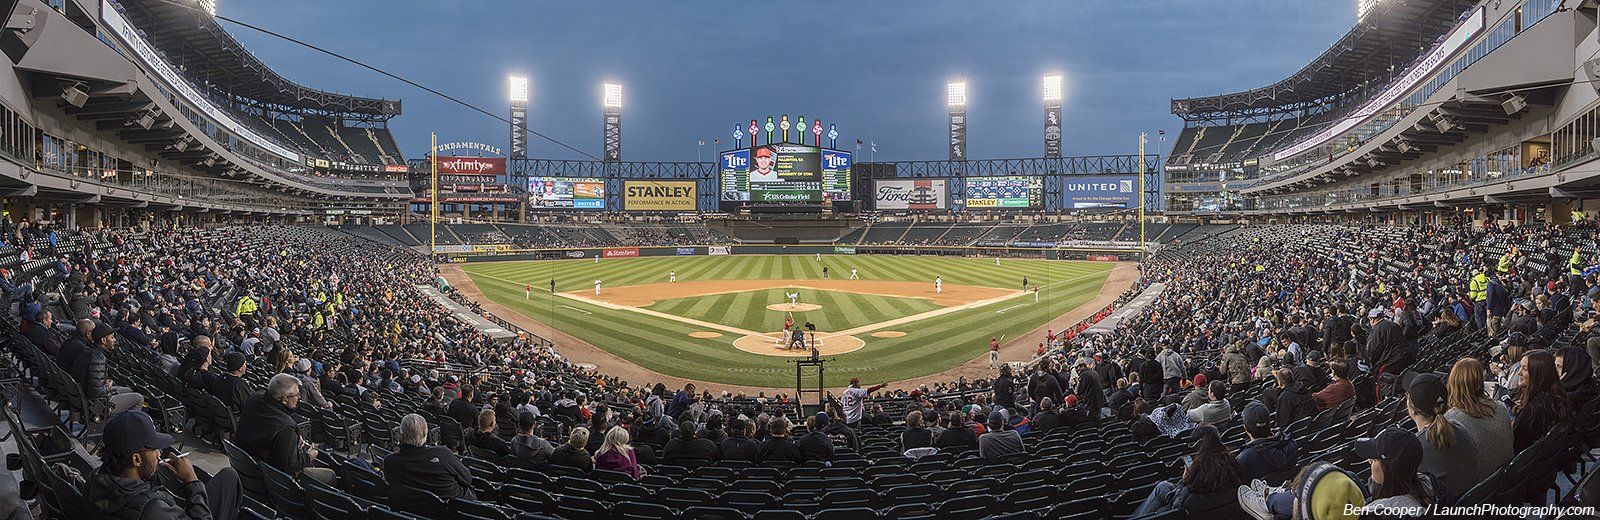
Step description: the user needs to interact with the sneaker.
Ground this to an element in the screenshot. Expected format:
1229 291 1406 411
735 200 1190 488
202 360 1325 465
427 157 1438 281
1237 484 1273 520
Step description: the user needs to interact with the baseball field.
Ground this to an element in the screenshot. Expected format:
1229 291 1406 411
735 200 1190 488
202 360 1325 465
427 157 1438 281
458 255 1116 388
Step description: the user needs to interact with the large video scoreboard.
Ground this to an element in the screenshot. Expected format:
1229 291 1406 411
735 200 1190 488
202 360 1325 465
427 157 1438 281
720 144 851 204
965 176 1042 209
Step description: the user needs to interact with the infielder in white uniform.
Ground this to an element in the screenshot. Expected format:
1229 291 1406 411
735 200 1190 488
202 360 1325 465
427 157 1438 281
995 258 1001 267
850 268 859 280
935 277 942 294
816 253 821 261
594 279 601 295
669 271 676 283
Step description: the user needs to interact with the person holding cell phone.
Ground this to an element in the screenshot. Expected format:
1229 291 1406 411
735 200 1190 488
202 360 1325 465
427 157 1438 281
86 410 241 519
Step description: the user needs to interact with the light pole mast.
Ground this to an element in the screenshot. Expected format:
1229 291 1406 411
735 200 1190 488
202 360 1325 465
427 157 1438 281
430 132 438 258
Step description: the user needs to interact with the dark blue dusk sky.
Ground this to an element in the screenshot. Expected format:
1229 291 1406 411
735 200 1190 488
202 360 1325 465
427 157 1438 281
221 1 1354 163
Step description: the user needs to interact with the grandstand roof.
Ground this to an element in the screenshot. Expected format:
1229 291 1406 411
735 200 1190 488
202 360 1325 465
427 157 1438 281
115 0 401 118
1170 0 1477 121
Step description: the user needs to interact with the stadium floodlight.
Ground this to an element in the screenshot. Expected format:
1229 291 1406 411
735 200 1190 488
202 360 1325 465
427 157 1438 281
603 83 623 109
1042 75 1063 106
197 0 217 16
947 81 968 108
1357 0 1378 20
508 76 529 104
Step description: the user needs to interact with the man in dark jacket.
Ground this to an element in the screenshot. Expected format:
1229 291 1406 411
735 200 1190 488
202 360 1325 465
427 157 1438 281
756 418 802 466
509 411 553 466
235 374 336 485
208 352 252 413
822 409 861 453
73 324 145 417
1274 367 1319 429
1074 359 1106 421
1486 273 1512 336
1028 362 1064 413
471 409 514 458
663 420 720 466
57 318 94 368
85 410 240 519
20 307 56 356
1366 307 1417 397
1029 397 1065 434
796 412 836 463
1235 401 1299 482
1322 305 1353 354
447 385 479 430
718 418 759 463
384 414 475 505
934 412 979 453
1094 355 1123 392
1138 350 1165 401
992 365 1017 412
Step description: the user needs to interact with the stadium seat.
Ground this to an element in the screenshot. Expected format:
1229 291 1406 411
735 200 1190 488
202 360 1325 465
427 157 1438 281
259 464 312 519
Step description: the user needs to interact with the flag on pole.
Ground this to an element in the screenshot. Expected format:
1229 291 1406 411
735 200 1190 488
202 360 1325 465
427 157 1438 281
697 140 705 146
870 141 877 153
714 139 721 145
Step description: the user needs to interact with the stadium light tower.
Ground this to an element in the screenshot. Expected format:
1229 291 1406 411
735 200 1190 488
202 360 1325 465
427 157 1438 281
508 75 529 162
1043 74 1063 158
947 81 967 161
1357 0 1378 20
602 82 622 162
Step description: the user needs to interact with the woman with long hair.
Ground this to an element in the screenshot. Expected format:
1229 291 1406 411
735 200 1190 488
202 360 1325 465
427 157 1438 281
1405 373 1484 502
1131 425 1246 516
593 426 640 479
1445 358 1513 470
1513 349 1573 453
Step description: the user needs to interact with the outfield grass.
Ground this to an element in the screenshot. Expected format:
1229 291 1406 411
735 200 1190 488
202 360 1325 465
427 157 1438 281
647 288 942 333
463 255 1114 387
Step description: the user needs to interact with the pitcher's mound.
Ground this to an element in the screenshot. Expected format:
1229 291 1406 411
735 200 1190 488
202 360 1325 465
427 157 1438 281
732 331 865 357
688 331 723 339
766 303 822 312
871 331 907 338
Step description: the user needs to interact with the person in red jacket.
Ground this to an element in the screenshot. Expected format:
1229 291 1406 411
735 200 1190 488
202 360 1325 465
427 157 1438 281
1313 360 1355 410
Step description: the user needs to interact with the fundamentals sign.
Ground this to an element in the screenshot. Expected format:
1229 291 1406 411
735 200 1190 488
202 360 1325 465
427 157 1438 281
624 181 697 211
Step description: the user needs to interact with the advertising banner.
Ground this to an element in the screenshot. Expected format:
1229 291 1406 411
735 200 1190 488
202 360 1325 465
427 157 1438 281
709 246 732 256
675 247 697 256
1045 107 1063 157
624 181 697 211
1087 254 1121 261
833 246 857 255
1062 175 1138 208
949 112 967 161
874 179 947 210
603 113 622 161
435 156 506 175
602 247 639 258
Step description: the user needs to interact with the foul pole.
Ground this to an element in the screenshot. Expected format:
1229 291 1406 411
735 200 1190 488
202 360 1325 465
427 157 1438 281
1138 132 1148 262
430 132 438 258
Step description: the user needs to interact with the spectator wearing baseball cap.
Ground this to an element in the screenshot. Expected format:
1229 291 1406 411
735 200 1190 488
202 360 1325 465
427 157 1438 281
1356 427 1438 510
978 410 1024 461
1181 374 1209 411
85 410 241 519
797 412 835 463
718 416 759 463
207 351 251 413
1234 400 1298 482
1404 372 1484 504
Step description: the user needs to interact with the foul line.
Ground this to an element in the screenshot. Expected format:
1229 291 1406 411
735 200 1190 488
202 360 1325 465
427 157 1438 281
995 303 1032 314
557 305 593 315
